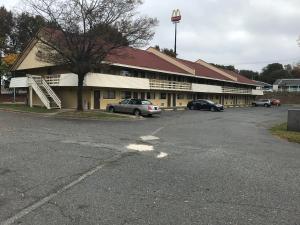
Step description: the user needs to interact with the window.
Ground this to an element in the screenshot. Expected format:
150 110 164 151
141 100 152 105
120 70 131 76
146 92 156 99
129 99 137 104
121 91 132 99
133 92 138 99
103 90 116 99
160 93 167 99
187 94 193 99
141 92 146 99
120 99 130 104
177 94 185 99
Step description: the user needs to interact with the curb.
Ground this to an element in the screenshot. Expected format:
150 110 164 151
0 108 57 116
0 108 141 121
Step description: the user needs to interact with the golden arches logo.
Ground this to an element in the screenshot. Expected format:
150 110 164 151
172 9 181 18
171 9 181 22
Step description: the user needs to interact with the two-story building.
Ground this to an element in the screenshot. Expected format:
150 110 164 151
9 38 263 110
273 79 300 93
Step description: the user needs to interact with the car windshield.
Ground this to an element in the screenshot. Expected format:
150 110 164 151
120 99 130 104
141 100 152 105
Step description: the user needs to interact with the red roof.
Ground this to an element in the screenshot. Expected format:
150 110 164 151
106 48 255 85
220 69 257 85
176 58 233 81
106 47 188 74
175 58 256 85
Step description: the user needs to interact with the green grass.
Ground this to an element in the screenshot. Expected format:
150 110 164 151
0 104 57 113
55 111 134 120
270 123 300 144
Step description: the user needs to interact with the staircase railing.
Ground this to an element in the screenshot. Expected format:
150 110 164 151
42 79 62 108
28 76 51 109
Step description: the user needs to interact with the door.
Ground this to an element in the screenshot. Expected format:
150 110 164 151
94 90 100 109
172 93 176 107
167 93 172 107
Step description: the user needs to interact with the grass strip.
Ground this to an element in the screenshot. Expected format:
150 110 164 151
270 123 300 144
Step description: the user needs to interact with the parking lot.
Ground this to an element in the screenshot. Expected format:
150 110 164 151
0 106 299 225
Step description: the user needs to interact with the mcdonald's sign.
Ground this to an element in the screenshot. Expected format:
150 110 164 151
171 9 181 22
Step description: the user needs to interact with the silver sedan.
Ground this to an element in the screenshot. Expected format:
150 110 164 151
107 99 162 116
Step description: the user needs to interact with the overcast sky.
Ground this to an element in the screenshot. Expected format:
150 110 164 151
1 0 300 71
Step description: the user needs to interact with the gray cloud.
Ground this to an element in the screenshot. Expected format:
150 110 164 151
1 0 300 71
139 0 300 71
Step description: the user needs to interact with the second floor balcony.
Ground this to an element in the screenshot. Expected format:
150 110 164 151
10 73 263 96
149 79 192 91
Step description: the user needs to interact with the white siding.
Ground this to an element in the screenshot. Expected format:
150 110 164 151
9 77 28 88
192 83 223 93
59 73 78 86
85 73 150 90
252 89 264 95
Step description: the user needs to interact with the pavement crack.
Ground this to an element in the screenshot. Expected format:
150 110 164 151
48 201 74 222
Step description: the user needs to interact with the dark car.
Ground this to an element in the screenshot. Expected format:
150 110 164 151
187 99 224 112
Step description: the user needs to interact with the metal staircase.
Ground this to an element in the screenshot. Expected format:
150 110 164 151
27 75 62 109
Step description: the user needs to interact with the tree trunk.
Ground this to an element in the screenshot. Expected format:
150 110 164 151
77 74 84 111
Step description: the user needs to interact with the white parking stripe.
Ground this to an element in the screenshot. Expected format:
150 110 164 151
126 144 154 152
151 126 164 135
157 152 168 158
0 162 107 225
140 135 160 141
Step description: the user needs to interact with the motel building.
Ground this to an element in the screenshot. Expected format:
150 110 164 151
9 39 263 110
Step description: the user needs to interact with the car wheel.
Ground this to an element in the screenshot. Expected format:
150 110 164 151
252 103 257 107
109 106 115 113
264 104 268 107
210 107 216 112
133 109 141 116
190 105 195 110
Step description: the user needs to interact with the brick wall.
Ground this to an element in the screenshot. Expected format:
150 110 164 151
262 92 300 104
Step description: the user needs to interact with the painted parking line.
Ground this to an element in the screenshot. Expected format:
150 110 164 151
126 144 154 152
1 126 165 225
0 161 108 225
140 135 160 141
157 152 168 159
151 126 164 135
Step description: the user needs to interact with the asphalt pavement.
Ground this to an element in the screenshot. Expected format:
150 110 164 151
0 106 299 225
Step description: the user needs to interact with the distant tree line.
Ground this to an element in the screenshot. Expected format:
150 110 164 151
211 63 300 84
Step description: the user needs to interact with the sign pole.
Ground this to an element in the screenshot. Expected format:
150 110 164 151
174 22 177 56
171 9 181 57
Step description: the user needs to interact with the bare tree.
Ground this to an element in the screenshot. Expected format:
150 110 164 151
23 0 158 110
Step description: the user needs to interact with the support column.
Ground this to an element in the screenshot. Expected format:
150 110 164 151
29 86 33 108
90 89 94 110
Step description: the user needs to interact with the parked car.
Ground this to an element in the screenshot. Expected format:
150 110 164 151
252 99 271 107
106 99 161 116
271 99 281 106
187 99 224 112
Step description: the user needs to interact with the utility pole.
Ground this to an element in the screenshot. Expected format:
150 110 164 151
171 9 182 56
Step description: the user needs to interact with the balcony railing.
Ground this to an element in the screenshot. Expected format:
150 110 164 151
150 79 192 91
44 74 60 86
222 86 252 94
